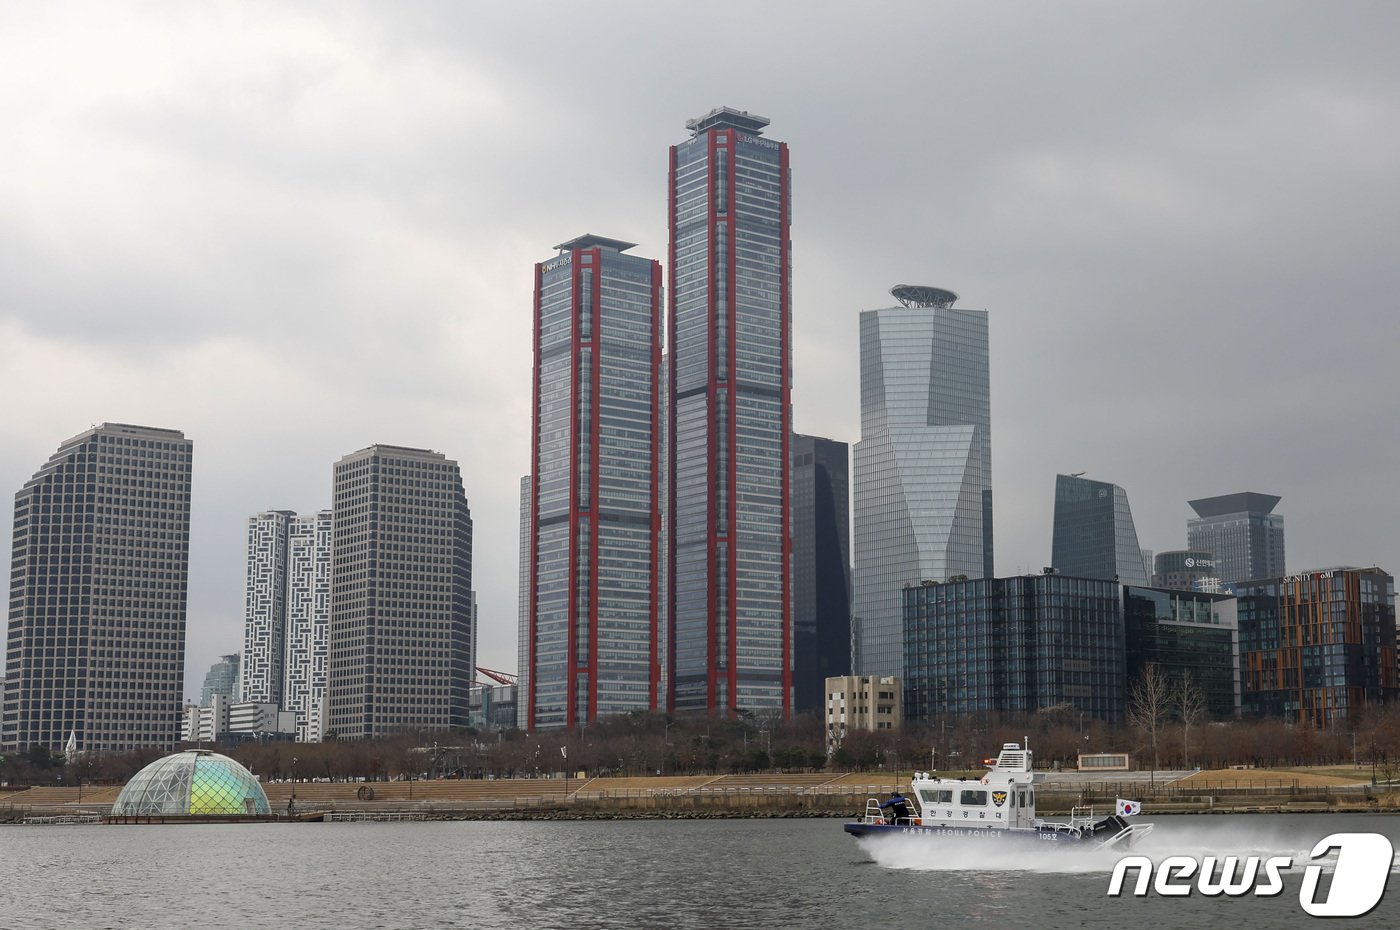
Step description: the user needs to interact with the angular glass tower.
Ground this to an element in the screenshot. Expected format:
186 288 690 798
1051 474 1150 586
853 286 991 678
4 423 192 752
1187 492 1285 585
668 107 792 714
527 235 662 729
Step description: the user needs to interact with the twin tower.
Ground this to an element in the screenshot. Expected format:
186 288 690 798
521 109 994 728
523 108 792 728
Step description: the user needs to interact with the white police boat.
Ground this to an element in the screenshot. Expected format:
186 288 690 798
843 741 1152 849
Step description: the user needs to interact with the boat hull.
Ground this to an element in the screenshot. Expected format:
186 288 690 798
843 821 1090 844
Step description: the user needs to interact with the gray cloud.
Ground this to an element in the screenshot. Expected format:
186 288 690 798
3 1 1397 696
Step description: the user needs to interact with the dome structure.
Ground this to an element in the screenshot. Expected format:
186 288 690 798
111 750 270 816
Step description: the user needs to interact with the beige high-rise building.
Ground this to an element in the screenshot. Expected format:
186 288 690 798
825 675 902 747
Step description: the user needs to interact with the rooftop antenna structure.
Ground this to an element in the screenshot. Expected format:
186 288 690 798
890 285 958 309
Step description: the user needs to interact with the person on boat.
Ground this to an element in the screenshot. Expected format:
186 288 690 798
880 791 913 823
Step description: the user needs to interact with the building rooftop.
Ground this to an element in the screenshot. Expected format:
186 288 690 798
890 285 959 309
554 234 637 253
336 444 448 464
685 106 770 136
1188 492 1282 518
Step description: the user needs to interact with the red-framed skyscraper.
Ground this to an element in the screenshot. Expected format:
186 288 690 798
526 235 663 729
668 107 793 715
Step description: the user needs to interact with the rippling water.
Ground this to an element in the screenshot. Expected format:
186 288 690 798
5 813 1399 929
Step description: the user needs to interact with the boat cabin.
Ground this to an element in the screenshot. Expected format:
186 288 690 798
906 742 1038 830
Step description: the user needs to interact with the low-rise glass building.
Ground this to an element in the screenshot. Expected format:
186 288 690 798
903 574 1124 722
1123 585 1239 718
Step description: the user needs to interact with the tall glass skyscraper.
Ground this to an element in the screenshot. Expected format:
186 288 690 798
516 474 531 731
853 286 991 678
527 235 662 729
1187 492 1285 585
3 423 192 752
668 107 792 715
1051 474 1150 586
791 433 851 714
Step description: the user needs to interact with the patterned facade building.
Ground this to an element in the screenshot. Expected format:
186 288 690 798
1051 474 1150 586
526 235 662 728
3 423 192 752
853 286 992 679
327 445 474 738
902 574 1125 723
240 511 293 705
791 434 851 714
668 107 793 715
284 510 331 742
1236 567 1396 726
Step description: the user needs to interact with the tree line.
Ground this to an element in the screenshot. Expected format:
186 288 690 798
8 696 1400 789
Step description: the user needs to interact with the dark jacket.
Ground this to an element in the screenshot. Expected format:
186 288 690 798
881 794 913 821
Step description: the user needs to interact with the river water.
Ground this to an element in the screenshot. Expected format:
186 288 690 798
4 813 1399 929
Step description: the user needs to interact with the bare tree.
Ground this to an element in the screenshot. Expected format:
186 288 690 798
1127 664 1171 787
1176 672 1206 771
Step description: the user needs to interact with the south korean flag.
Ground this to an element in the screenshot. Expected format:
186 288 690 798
1115 798 1141 817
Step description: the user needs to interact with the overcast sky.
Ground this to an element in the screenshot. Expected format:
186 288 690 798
3 2 1398 701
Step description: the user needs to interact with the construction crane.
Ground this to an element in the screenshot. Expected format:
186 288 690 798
475 666 517 686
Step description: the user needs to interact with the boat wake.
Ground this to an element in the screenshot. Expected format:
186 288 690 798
859 832 1123 873
859 821 1391 874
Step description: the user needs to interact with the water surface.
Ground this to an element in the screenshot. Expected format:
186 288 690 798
5 813 1398 929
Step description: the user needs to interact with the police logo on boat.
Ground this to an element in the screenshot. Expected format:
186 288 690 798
843 739 1152 850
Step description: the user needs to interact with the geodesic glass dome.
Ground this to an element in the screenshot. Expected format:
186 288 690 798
111 750 271 816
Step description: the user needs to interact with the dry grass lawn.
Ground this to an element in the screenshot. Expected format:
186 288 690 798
1174 767 1366 788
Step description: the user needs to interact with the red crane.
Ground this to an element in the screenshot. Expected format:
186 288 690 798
475 666 517 686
